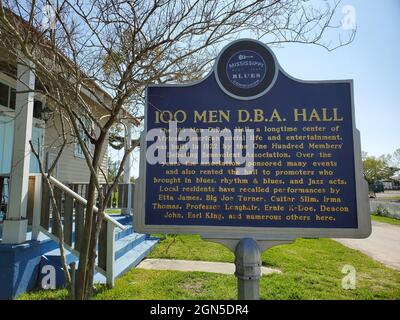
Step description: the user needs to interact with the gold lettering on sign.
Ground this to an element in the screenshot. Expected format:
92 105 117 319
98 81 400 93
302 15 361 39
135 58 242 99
150 104 351 228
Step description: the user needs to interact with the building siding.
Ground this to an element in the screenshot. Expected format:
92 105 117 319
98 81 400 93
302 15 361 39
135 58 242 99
43 112 108 184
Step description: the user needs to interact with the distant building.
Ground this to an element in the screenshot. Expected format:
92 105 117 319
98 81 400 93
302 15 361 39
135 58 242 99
382 180 394 190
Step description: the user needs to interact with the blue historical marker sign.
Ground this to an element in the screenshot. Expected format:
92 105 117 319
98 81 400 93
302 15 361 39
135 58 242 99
134 39 371 239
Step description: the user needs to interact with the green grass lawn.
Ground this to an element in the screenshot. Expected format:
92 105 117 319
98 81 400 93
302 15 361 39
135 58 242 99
19 236 400 300
105 209 122 215
371 214 400 226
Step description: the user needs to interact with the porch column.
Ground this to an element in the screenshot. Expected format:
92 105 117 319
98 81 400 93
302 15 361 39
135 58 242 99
122 121 132 215
2 57 35 244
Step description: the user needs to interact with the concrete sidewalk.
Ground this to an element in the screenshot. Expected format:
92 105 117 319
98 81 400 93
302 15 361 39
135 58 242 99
336 221 400 270
137 258 282 275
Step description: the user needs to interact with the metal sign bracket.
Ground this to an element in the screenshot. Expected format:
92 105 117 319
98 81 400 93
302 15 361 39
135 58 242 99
201 235 294 300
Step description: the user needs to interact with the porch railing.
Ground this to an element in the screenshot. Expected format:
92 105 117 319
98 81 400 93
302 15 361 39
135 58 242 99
1 174 129 286
68 182 134 211
37 175 127 286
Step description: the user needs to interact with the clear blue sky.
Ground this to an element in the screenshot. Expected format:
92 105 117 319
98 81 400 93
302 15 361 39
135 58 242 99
273 0 400 157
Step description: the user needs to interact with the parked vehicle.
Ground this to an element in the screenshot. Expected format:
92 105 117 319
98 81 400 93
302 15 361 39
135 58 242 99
369 181 385 193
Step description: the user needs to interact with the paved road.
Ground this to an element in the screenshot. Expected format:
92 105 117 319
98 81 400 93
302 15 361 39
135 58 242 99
336 221 400 270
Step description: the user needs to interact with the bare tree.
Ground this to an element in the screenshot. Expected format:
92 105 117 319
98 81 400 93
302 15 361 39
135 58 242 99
391 148 400 169
0 0 354 300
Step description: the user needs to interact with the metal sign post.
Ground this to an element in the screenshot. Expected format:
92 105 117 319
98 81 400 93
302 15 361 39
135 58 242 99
235 238 261 300
202 236 294 300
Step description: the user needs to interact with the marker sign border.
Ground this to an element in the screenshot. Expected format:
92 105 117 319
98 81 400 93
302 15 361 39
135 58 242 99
134 39 371 240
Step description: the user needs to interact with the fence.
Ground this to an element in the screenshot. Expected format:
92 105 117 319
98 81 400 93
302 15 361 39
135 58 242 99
0 174 130 286
0 177 134 222
69 182 134 211
370 200 400 219
39 176 127 286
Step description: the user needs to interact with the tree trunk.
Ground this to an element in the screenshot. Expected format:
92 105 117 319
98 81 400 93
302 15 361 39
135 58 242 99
74 176 96 300
74 137 106 300
74 147 103 299
84 210 103 299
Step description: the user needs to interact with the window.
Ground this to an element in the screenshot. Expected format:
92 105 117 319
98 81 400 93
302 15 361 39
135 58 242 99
74 116 93 158
0 80 41 118
9 88 16 109
0 82 10 107
33 100 43 119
